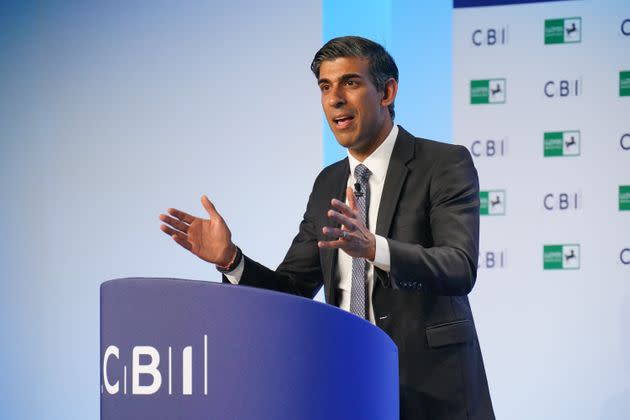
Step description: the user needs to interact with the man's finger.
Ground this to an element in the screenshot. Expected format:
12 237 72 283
159 214 189 233
160 224 186 237
171 233 193 251
317 239 346 249
327 210 357 231
322 226 350 239
201 195 220 219
167 208 195 224
331 197 356 218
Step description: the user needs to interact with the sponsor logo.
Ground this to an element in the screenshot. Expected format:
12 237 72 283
470 138 506 158
620 71 630 97
480 190 505 215
545 17 581 44
544 79 581 97
472 27 509 46
621 133 630 151
544 244 580 270
621 248 630 265
470 79 506 104
478 250 507 269
620 186 630 211
544 131 580 157
543 192 582 211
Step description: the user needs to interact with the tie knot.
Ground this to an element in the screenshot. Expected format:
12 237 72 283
354 164 371 183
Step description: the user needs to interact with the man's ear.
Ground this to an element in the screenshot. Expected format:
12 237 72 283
381 78 398 108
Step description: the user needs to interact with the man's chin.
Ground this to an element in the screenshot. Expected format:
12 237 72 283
332 133 356 149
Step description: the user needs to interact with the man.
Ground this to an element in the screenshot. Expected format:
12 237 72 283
160 36 494 419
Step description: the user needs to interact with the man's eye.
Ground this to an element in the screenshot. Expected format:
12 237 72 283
320 85 329 91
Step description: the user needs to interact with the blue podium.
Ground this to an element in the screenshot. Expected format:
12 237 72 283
100 278 399 419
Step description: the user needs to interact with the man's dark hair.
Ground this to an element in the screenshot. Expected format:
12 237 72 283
310 36 399 119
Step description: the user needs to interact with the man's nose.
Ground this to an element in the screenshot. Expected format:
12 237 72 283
327 86 346 108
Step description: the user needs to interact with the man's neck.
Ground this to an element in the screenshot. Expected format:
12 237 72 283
349 120 395 162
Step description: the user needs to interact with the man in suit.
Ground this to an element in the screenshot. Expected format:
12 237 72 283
160 36 494 419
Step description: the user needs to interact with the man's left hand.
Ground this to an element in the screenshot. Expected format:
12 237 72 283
318 187 376 261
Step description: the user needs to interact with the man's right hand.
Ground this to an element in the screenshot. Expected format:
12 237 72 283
159 195 237 267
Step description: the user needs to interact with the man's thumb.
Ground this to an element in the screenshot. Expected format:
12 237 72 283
201 195 219 218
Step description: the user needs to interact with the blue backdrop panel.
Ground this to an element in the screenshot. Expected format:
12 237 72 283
101 278 399 420
321 1 453 166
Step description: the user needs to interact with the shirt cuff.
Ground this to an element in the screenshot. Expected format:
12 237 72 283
222 257 245 284
371 234 391 272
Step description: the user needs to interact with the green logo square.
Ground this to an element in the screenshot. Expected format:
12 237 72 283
545 17 581 44
620 71 630 97
620 186 630 211
470 79 505 105
544 244 580 270
471 80 489 104
544 131 580 157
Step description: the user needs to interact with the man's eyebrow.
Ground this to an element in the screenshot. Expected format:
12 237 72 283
318 73 364 85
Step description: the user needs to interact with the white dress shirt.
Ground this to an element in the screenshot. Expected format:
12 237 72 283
226 125 399 325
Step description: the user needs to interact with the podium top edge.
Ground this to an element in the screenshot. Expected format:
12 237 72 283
100 277 397 350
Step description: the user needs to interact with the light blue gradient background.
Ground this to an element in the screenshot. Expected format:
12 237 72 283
0 2 322 418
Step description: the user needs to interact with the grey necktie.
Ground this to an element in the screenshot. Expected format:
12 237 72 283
349 164 371 319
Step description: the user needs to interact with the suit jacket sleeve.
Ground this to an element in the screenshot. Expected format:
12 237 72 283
388 145 480 297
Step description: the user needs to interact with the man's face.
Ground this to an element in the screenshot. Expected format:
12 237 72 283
318 57 393 158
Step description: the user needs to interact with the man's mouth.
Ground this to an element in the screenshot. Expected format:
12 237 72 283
333 115 354 129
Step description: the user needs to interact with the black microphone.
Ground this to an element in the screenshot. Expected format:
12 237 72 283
354 182 363 197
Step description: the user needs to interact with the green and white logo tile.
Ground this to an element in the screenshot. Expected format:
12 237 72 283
619 186 630 211
470 79 506 104
480 190 506 215
544 244 580 270
544 131 580 157
545 17 581 44
620 71 630 97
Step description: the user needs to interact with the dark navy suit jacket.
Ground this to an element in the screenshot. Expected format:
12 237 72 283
229 126 494 419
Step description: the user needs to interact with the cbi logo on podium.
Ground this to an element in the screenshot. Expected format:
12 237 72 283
470 79 506 104
102 335 210 396
543 244 580 270
480 190 506 215
545 17 581 44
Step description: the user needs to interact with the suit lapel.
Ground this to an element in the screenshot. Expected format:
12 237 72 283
375 126 415 238
322 160 350 305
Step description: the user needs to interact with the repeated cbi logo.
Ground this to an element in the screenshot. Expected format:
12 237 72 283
470 79 506 104
545 17 581 44
620 71 630 97
543 244 580 270
544 131 580 157
620 186 630 211
480 190 505 215
478 250 507 269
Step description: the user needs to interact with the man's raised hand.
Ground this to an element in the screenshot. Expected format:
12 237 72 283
159 195 236 266
318 186 376 261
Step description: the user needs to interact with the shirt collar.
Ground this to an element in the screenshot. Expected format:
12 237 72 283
347 124 399 184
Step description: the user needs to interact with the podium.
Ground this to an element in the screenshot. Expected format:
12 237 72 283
100 278 399 419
